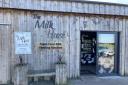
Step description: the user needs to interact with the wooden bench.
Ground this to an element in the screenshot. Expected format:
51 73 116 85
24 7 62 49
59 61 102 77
27 69 55 82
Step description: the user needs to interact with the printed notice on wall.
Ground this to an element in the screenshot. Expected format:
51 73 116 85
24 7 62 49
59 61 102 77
15 32 32 54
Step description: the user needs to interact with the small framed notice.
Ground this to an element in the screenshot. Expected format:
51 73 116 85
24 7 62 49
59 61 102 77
15 32 32 54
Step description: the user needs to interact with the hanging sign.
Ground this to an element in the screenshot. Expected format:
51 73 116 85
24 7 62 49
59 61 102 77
15 32 32 54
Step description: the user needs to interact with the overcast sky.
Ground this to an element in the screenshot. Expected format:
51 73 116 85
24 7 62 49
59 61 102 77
90 0 128 4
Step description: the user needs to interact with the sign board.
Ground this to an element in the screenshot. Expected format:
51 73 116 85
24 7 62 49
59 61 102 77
15 32 32 54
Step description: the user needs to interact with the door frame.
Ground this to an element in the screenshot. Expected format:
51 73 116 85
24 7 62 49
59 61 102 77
80 31 119 76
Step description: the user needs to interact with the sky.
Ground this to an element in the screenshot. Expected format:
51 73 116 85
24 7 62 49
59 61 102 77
98 34 114 43
90 0 128 4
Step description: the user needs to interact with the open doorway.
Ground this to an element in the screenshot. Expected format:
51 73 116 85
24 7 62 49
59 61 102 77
80 31 119 76
80 31 97 75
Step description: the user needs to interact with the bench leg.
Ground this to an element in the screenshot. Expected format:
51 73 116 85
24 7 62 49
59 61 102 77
34 77 38 82
44 76 51 80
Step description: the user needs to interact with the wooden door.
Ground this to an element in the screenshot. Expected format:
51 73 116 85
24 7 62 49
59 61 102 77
96 32 118 76
0 26 11 84
80 31 97 74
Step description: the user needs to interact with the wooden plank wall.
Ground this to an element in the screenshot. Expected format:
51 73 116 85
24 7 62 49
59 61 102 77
3 10 126 79
0 26 12 84
0 9 12 84
0 0 128 81
0 0 128 16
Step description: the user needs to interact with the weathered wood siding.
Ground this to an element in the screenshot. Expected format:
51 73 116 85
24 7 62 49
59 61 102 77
0 0 128 16
0 0 128 83
7 10 128 78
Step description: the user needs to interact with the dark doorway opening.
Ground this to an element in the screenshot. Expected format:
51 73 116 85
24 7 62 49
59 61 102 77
80 31 97 75
80 31 119 76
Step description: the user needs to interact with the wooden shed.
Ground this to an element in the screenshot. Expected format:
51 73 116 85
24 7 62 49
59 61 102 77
0 0 128 84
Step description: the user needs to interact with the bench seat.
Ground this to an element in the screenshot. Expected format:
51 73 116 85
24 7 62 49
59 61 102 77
27 69 55 77
27 69 55 81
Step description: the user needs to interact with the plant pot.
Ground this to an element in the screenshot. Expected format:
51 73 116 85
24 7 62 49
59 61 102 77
14 63 28 85
55 63 67 85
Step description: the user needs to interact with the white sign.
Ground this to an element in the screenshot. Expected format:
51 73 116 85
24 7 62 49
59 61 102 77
15 32 32 54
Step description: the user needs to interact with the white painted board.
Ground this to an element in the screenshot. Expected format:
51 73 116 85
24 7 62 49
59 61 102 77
15 32 32 54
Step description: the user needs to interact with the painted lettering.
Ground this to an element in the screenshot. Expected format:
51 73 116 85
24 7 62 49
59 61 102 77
35 20 54 29
48 31 65 39
33 14 66 39
33 14 41 19
83 21 88 28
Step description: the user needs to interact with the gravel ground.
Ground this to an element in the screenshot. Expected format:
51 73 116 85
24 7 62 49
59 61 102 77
28 76 128 85
69 76 128 85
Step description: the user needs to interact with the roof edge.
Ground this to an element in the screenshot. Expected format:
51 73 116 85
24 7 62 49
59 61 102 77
47 0 128 7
